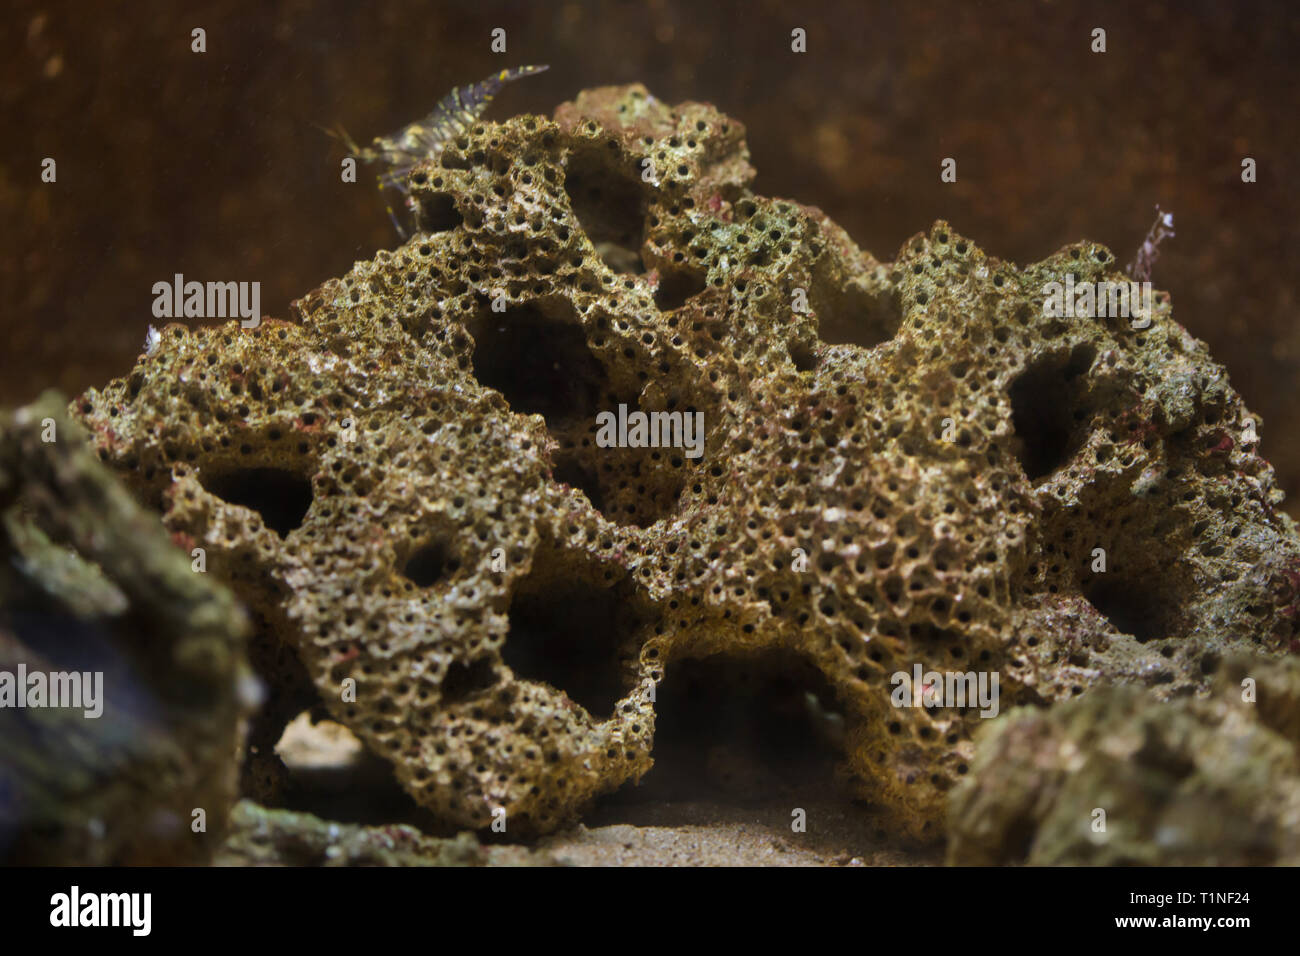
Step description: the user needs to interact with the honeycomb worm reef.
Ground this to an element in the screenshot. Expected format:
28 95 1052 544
71 84 1300 838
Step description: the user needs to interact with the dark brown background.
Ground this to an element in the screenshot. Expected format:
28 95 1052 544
5 0 1298 511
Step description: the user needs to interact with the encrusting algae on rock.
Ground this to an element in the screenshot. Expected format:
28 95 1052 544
0 392 255 864
68 83 1300 842
948 654 1300 865
217 799 558 866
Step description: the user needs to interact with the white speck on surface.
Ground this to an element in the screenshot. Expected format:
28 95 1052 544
236 672 266 709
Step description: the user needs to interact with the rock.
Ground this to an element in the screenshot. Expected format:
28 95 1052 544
0 391 253 864
947 655 1300 865
216 800 557 866
70 85 1300 838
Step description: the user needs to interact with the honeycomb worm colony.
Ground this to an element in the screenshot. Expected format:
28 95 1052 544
71 84 1300 838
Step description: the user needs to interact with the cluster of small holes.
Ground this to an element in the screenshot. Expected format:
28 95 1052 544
67 91 1300 838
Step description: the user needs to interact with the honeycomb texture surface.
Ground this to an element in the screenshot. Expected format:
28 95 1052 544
72 85 1300 836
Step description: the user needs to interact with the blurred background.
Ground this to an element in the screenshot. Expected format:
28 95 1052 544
5 0 1299 511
